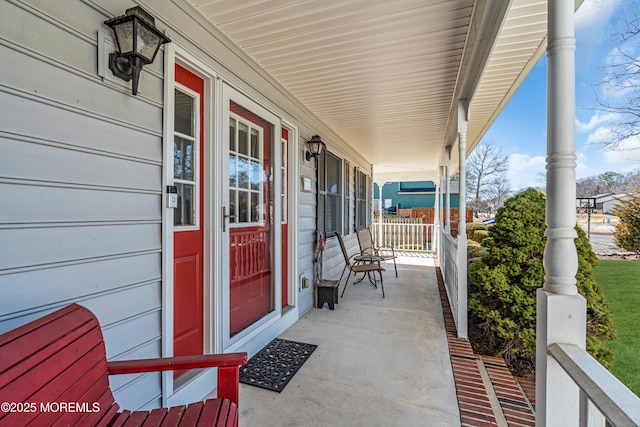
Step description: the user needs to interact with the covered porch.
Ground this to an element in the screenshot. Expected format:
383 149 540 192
3 0 640 425
233 254 535 426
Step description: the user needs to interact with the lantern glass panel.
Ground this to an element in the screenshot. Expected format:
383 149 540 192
136 23 161 61
114 21 134 53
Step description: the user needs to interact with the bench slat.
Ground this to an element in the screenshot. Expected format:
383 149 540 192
0 314 97 388
0 304 82 346
213 399 233 427
161 405 186 427
71 389 121 427
198 399 222 427
27 359 113 427
140 407 169 426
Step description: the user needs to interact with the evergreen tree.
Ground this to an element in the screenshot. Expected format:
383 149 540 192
468 189 615 374
614 192 640 254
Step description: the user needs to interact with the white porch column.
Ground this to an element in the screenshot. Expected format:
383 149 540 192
374 173 385 245
445 147 452 234
434 171 441 253
438 166 446 268
536 1 586 426
457 100 469 340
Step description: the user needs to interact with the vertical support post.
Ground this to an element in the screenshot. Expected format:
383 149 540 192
374 175 385 246
536 1 587 426
445 147 452 234
457 100 469 340
434 171 441 253
439 166 446 268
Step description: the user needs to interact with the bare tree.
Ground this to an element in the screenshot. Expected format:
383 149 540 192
487 176 512 212
594 13 640 149
576 170 640 197
466 141 511 216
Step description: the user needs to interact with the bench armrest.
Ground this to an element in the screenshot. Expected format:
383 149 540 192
107 352 248 404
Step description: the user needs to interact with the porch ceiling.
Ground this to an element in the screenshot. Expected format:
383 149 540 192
188 0 549 182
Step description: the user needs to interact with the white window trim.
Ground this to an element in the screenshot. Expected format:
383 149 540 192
173 82 201 232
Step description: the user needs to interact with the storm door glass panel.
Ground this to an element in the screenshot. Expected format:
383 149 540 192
228 106 272 338
174 88 197 227
229 115 264 226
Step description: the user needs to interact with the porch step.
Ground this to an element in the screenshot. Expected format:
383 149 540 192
435 267 535 427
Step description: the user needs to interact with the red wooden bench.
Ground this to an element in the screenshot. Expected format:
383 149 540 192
0 303 248 426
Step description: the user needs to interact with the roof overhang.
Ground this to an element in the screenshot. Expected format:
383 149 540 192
186 0 559 183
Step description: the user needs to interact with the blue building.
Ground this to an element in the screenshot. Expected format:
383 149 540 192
374 181 460 211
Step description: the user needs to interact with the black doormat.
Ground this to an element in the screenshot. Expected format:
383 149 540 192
239 338 317 392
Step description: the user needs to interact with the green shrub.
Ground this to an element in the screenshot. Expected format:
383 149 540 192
468 188 615 374
466 223 487 240
613 192 640 254
472 229 489 243
467 242 488 263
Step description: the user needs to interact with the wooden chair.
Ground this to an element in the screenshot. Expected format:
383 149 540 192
336 233 385 298
356 227 398 277
0 303 247 427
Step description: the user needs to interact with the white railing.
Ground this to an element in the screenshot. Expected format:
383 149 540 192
441 230 459 331
548 343 640 426
372 222 435 252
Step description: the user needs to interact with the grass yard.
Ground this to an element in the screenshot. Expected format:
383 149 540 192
594 259 640 397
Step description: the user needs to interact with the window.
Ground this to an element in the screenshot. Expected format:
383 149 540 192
228 115 264 225
318 150 342 236
174 87 198 227
355 169 370 228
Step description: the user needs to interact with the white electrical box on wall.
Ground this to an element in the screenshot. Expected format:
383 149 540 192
166 186 178 208
301 176 313 192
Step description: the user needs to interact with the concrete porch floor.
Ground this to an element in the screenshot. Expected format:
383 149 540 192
238 254 461 427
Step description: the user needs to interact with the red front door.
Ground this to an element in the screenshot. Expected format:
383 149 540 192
228 102 274 337
173 65 204 367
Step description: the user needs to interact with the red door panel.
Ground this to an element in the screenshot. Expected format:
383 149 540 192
173 64 204 367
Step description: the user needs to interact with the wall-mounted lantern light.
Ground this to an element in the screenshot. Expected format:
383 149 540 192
305 135 325 162
104 7 171 95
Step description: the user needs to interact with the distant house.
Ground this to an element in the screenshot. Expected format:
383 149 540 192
576 193 632 214
374 180 460 211
598 194 632 214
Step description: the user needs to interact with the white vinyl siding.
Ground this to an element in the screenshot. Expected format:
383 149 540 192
0 0 164 410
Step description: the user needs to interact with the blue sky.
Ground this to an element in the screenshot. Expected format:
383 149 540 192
482 0 640 190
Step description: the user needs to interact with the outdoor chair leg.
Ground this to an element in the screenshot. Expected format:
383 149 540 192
379 271 385 298
340 270 354 298
393 258 397 277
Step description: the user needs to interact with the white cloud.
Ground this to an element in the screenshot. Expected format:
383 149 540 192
598 43 640 97
602 136 640 172
586 125 616 144
508 154 546 191
576 111 619 132
575 0 620 32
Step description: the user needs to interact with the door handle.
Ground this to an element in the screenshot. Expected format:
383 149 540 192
222 206 236 232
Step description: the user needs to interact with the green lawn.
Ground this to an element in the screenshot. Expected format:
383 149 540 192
594 259 640 397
